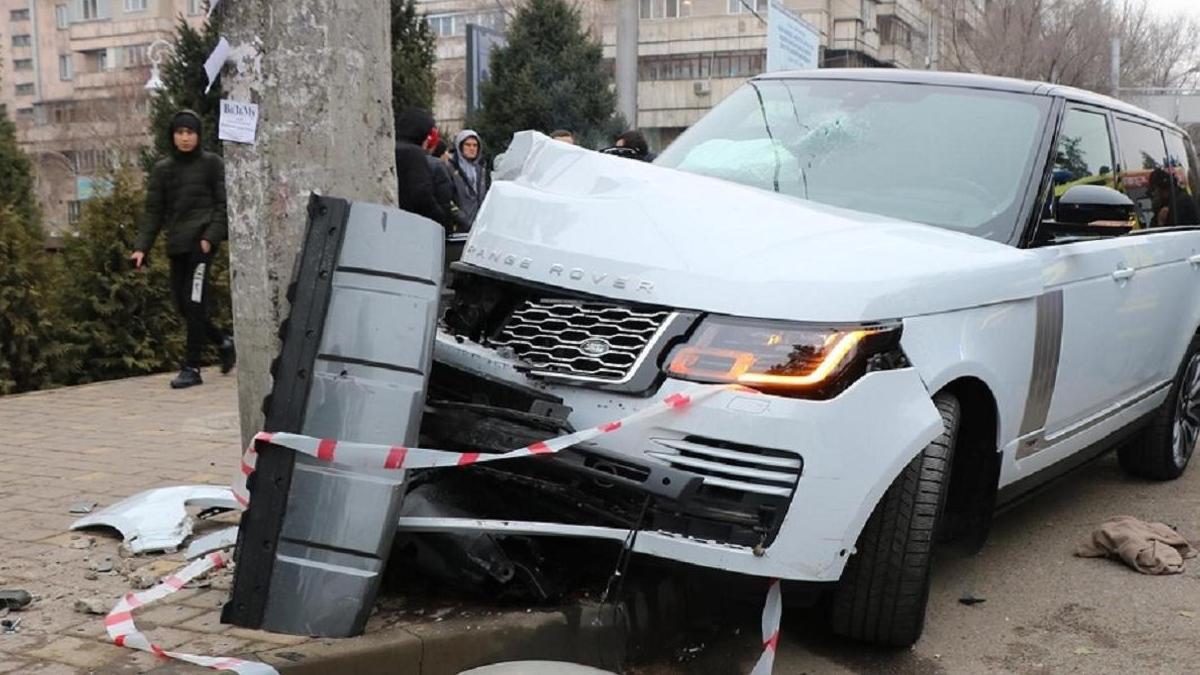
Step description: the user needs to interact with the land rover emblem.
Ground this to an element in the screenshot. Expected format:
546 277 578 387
580 339 612 357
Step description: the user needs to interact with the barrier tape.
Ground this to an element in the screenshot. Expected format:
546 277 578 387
105 551 279 674
749 579 782 675
116 384 786 674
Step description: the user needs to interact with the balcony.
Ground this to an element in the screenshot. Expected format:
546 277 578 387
69 16 176 50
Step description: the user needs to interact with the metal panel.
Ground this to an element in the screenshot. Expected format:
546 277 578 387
225 195 443 637
1018 290 1064 445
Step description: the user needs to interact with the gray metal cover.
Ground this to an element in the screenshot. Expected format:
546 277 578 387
259 202 443 637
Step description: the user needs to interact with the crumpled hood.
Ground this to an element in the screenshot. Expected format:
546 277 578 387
465 131 1042 322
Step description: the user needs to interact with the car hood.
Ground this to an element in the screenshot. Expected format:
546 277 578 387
466 131 1042 322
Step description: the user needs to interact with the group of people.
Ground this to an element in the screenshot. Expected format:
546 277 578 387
394 106 658 234
128 106 660 389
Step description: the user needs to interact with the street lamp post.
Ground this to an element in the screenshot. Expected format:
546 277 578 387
144 39 173 91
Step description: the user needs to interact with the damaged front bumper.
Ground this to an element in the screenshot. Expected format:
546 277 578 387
410 332 942 583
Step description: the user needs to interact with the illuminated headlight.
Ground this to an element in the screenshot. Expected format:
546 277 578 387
664 316 906 399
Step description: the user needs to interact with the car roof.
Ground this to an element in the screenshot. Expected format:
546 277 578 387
753 68 1183 134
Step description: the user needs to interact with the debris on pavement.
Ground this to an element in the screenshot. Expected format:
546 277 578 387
70 485 241 554
184 525 238 560
74 597 110 615
959 593 987 606
69 536 94 550
1075 516 1198 574
1 617 21 634
0 590 32 611
83 570 99 581
69 501 97 514
91 556 114 574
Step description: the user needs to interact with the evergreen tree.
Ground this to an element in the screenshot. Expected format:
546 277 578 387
392 0 437 113
145 13 223 166
0 105 39 237
51 173 184 385
472 0 621 155
0 206 52 394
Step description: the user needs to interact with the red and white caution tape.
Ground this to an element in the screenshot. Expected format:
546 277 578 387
235 388 725 505
750 579 782 675
105 551 279 674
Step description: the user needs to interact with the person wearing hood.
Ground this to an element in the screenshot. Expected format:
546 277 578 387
394 106 447 225
131 110 234 390
450 130 490 228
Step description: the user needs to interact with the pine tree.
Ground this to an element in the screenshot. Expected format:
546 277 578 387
51 173 184 385
0 206 52 394
145 14 223 166
392 0 437 113
472 0 621 155
0 105 39 237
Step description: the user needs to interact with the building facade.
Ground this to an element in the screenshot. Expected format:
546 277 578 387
422 0 981 151
0 0 205 236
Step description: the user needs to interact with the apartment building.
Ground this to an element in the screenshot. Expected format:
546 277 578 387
0 0 205 235
422 0 981 150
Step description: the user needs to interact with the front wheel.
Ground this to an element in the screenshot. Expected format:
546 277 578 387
1118 332 1200 481
829 392 960 647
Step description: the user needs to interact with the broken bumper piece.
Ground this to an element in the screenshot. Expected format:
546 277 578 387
70 486 240 554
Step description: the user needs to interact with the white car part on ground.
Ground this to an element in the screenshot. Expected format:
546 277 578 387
70 485 240 554
184 526 240 560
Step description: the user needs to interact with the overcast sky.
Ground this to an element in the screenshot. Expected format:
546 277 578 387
1146 0 1200 19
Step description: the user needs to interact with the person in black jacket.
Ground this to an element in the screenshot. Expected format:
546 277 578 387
131 110 234 389
1150 167 1200 227
426 139 466 232
395 107 446 224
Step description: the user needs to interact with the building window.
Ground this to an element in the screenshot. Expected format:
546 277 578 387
16 108 34 121
861 0 876 29
12 34 32 48
122 44 149 67
640 0 690 19
56 4 69 27
15 83 35 96
59 54 74 80
124 0 146 11
638 50 764 81
75 0 110 21
727 0 766 14
426 11 504 38
10 8 30 21
68 201 82 226
14 58 33 71
188 0 203 15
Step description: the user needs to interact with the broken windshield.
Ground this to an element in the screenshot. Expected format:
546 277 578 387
655 79 1051 244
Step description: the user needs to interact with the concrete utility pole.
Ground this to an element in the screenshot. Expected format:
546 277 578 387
221 1 398 449
1110 38 1121 98
616 0 638 127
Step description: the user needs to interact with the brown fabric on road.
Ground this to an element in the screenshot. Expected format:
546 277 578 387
1075 515 1198 574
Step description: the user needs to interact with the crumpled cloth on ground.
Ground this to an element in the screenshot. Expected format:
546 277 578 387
1075 515 1198 574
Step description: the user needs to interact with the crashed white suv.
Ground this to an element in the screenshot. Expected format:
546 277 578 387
427 70 1200 646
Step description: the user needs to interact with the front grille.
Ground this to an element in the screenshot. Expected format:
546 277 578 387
493 300 671 382
646 437 802 498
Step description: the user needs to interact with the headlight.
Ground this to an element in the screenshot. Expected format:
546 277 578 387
663 316 905 399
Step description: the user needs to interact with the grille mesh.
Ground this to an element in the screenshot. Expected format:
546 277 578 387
493 301 670 381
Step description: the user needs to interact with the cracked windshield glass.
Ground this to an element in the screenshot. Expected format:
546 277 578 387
655 79 1051 243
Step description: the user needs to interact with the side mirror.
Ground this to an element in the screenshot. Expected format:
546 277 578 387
1056 185 1135 225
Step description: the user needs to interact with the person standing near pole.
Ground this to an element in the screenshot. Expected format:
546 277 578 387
130 109 235 389
449 130 490 229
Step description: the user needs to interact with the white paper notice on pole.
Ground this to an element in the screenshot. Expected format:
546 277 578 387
204 37 231 94
218 100 258 144
766 0 820 72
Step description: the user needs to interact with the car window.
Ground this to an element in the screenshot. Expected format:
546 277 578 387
1162 131 1200 227
1052 109 1115 195
655 80 1050 244
1114 118 1169 228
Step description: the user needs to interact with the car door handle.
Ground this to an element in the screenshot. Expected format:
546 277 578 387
1112 267 1136 281
1189 254 1200 266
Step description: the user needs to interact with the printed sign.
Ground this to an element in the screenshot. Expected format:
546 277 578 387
218 99 259 145
766 0 820 72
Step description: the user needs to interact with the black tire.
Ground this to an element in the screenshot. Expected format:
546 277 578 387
1118 332 1200 481
829 392 960 647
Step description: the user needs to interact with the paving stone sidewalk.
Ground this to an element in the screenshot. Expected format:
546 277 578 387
0 372 308 673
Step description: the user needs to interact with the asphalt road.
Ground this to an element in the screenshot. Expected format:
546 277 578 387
634 449 1200 674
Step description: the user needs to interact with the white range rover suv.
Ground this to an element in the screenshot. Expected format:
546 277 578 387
419 70 1200 646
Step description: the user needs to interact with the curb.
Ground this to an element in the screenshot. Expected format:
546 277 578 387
151 602 627 674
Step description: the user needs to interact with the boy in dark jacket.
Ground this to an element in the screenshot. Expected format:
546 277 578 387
130 110 234 389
